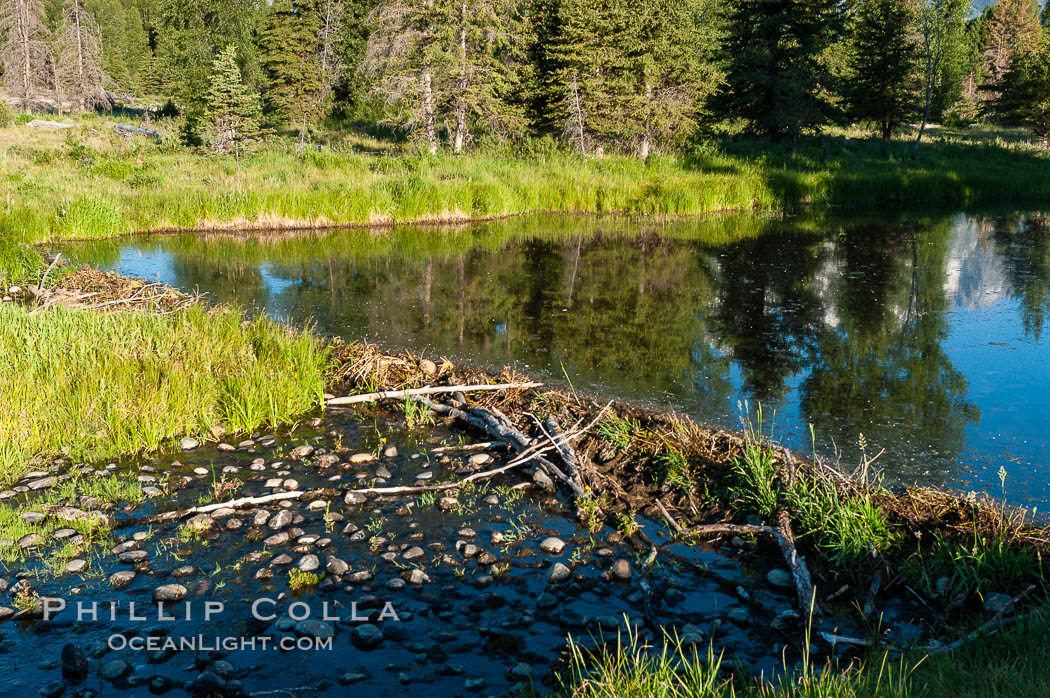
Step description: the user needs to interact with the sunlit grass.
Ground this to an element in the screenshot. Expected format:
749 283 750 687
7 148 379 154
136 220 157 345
0 303 329 485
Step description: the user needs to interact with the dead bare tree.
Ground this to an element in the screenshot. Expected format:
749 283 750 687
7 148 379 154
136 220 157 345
317 0 343 105
361 0 443 154
53 0 109 112
0 0 52 110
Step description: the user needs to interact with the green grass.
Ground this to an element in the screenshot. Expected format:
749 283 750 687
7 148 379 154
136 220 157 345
557 608 1050 697
4 116 1050 246
0 303 329 485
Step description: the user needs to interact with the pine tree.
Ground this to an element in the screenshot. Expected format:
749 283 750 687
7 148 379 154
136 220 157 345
0 0 52 109
446 0 523 154
361 0 445 153
720 0 845 141
260 0 324 146
997 36 1050 136
983 0 1042 86
154 0 261 114
54 0 109 112
205 45 262 154
542 0 636 153
847 0 919 141
627 0 721 158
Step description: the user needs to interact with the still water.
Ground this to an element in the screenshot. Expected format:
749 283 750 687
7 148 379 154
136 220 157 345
59 211 1050 506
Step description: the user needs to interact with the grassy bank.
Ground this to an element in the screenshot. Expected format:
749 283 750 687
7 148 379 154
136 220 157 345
3 116 1050 250
559 608 1050 697
0 298 328 486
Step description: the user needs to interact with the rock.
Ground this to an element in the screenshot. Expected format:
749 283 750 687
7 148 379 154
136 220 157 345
152 584 187 603
65 559 88 574
437 497 459 511
350 452 375 464
465 677 486 691
268 510 293 530
18 533 44 549
771 609 801 632
536 593 557 610
191 672 225 696
767 569 794 589
539 537 566 555
118 550 149 563
344 492 367 506
298 555 320 572
100 659 130 681
532 469 554 490
610 559 632 582
548 563 572 584
109 571 135 588
20 511 46 524
264 532 290 546
984 592 1015 615
403 569 430 585
28 476 57 490
172 566 195 578
61 643 89 684
420 359 438 375
351 623 384 649
402 546 425 561
326 556 349 576
469 453 493 466
179 437 200 451
383 446 399 458
347 570 373 583
294 619 334 640
290 445 315 460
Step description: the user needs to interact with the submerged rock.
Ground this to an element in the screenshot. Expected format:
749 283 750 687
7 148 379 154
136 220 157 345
767 569 793 589
61 643 89 684
351 624 384 649
179 436 200 451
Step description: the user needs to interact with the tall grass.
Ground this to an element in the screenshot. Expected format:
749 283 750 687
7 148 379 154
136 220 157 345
0 303 329 485
558 622 915 698
4 118 1050 245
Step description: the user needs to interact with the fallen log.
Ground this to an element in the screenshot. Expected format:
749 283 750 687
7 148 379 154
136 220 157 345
114 123 165 139
26 120 75 130
326 382 542 406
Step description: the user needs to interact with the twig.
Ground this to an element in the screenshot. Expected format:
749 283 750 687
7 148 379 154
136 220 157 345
429 441 509 454
326 382 543 406
921 584 1037 656
686 520 820 616
37 253 61 293
654 499 686 535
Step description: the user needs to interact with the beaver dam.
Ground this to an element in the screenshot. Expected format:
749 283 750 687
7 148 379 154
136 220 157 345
2 210 1045 696
0 307 1048 695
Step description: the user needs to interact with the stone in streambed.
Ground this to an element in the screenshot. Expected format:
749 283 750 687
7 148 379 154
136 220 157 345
179 436 200 451
152 584 187 603
109 571 135 588
61 643 89 684
351 624 384 649
547 563 571 584
767 569 793 589
539 537 565 555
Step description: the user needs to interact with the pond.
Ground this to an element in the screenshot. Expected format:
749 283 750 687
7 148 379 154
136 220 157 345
59 210 1050 508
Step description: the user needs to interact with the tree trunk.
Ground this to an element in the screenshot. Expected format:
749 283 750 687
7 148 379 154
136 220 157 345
452 1 468 156
421 63 438 155
18 0 33 109
570 72 585 156
73 0 86 112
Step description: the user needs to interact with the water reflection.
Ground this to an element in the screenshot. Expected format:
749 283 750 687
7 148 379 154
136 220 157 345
60 212 1050 504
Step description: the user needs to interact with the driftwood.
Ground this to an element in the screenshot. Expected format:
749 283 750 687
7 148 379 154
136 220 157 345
26 120 75 130
543 415 585 493
114 123 165 139
326 382 542 407
921 584 1037 656
429 441 509 455
417 396 584 496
